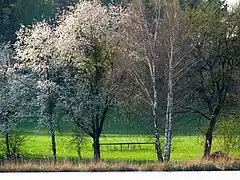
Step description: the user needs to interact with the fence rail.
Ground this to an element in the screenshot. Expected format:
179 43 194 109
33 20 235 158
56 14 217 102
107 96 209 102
93 142 155 151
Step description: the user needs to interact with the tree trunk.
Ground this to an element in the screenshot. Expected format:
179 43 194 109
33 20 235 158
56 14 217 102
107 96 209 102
93 136 100 162
164 47 174 162
46 89 57 164
164 90 173 162
203 116 216 158
49 119 57 164
77 145 82 160
151 58 163 162
153 118 164 162
152 97 163 162
152 78 163 162
4 118 10 160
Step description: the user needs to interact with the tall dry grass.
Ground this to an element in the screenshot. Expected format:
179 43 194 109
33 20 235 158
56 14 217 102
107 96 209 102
0 158 240 172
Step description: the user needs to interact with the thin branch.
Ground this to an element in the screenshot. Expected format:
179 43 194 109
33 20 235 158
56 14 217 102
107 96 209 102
181 106 211 121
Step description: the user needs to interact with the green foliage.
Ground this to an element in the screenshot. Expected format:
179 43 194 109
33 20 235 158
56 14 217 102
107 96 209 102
68 126 86 159
0 129 28 159
8 129 27 156
186 1 229 41
215 115 240 155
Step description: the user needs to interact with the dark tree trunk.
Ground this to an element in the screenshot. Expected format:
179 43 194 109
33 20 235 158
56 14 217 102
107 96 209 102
47 92 57 164
203 117 216 158
77 146 82 160
93 136 100 162
49 122 57 164
4 118 10 160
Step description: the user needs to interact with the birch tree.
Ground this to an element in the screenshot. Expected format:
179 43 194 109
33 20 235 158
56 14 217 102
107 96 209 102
118 0 165 162
161 0 195 162
118 0 194 162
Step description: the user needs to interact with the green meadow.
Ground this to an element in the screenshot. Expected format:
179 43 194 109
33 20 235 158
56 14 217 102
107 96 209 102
18 133 239 162
1 115 239 162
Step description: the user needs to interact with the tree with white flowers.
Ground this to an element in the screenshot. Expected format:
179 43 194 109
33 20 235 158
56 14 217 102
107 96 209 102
0 43 13 159
15 0 128 161
53 0 127 161
0 43 30 160
15 21 63 163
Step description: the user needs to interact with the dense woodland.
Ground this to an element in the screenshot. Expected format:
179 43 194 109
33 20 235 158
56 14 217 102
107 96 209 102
0 0 240 163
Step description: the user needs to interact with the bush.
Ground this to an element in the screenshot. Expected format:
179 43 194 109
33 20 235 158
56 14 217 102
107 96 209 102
69 127 86 160
0 129 28 161
215 115 240 155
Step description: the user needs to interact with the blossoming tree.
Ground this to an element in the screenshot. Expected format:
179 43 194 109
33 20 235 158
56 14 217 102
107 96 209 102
15 0 127 161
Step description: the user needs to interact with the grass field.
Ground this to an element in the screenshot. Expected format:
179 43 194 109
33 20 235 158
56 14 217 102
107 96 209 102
12 133 238 162
1 114 239 162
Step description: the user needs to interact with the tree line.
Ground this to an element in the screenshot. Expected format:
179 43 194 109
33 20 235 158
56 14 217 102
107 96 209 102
0 0 240 162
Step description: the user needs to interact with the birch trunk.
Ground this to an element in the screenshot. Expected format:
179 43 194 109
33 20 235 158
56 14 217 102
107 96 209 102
164 42 174 162
151 59 163 162
153 108 163 162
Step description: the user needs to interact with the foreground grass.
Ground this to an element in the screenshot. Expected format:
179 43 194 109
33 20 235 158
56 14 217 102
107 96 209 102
0 159 240 172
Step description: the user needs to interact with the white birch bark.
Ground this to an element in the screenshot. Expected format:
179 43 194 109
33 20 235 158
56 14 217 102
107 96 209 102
163 0 191 162
151 58 164 162
120 4 165 162
164 36 174 162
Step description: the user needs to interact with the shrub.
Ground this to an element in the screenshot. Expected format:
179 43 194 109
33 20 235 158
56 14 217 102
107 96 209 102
215 115 240 155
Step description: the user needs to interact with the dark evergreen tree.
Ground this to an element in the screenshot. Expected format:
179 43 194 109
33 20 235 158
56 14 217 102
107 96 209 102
0 0 78 43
